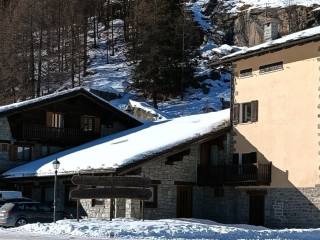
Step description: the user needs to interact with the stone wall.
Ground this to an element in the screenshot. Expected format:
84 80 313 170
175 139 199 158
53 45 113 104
79 144 199 219
192 186 320 228
265 187 320 228
193 186 248 224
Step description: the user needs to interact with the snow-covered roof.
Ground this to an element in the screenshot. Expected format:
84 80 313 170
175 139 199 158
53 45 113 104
221 26 320 62
0 87 141 124
224 0 320 13
3 109 230 178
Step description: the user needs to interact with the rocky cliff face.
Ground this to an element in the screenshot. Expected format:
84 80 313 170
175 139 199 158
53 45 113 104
203 1 320 47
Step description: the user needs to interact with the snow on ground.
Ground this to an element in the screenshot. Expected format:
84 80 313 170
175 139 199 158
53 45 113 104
186 0 211 33
223 25 320 60
5 218 320 240
76 12 231 119
3 109 229 178
223 0 320 13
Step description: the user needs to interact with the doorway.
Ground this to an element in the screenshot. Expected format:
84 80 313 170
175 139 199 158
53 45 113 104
249 191 265 226
176 186 193 218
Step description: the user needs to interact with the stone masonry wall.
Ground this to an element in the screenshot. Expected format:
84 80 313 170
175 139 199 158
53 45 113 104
193 186 249 224
141 144 199 219
192 186 320 228
80 144 199 219
265 187 320 228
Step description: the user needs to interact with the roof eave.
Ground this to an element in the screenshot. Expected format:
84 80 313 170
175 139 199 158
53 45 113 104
210 34 320 67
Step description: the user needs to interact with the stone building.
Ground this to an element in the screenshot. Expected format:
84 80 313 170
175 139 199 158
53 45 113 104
2 110 231 221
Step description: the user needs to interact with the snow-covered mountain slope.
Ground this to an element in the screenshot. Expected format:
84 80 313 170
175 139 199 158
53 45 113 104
224 0 320 13
79 16 231 119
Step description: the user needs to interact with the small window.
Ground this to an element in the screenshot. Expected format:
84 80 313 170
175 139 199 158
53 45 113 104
81 116 100 132
259 62 283 74
0 143 9 153
47 112 64 128
144 185 158 208
233 104 240 125
17 145 32 161
239 68 253 78
242 103 252 123
234 101 258 124
165 149 190 165
91 199 104 207
242 152 257 165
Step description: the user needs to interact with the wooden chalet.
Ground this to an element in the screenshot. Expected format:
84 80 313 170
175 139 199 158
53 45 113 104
0 87 142 173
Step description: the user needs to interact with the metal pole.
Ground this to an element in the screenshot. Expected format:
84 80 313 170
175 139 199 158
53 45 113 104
53 169 57 223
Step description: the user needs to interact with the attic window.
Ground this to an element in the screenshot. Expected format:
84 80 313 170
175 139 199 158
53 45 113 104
239 68 253 78
165 149 191 165
259 62 283 74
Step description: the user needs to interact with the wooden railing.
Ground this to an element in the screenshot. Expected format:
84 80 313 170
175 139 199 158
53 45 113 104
21 124 99 144
197 163 272 186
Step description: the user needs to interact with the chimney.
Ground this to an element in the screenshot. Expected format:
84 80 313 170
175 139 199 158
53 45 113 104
264 19 279 42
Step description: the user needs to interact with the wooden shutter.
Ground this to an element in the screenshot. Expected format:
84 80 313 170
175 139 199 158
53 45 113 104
80 116 85 130
200 142 210 166
233 103 240 124
46 112 53 127
251 101 259 122
94 117 101 134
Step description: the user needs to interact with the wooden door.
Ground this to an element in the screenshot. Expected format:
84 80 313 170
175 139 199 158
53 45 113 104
249 193 265 226
176 186 193 218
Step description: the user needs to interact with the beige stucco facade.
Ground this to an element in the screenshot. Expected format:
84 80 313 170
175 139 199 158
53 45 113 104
233 41 320 188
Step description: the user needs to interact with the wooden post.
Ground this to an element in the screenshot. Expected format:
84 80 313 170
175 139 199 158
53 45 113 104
142 200 144 221
76 199 80 222
77 172 80 222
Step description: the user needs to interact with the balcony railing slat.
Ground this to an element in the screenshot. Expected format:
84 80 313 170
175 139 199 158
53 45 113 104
21 124 99 144
198 163 272 186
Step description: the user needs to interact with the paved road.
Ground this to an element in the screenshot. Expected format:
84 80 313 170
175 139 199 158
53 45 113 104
0 231 109 240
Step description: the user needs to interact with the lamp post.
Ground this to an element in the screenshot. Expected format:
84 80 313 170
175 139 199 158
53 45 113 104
52 159 60 223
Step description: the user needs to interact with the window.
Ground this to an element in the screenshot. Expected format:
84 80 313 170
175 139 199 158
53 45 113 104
233 104 240 125
41 187 53 204
242 152 257 165
242 103 252 123
17 145 32 161
165 149 191 165
239 68 253 78
233 101 258 124
259 62 283 74
65 185 77 207
47 112 64 128
144 185 158 208
81 116 100 132
0 143 9 153
91 199 105 207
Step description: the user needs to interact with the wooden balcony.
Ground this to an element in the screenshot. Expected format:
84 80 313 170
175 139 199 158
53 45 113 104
197 163 272 186
21 124 99 145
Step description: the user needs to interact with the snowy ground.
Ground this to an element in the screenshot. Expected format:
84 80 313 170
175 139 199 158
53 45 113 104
2 218 320 240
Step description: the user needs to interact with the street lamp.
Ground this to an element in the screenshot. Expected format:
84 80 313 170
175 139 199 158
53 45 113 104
52 159 60 223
